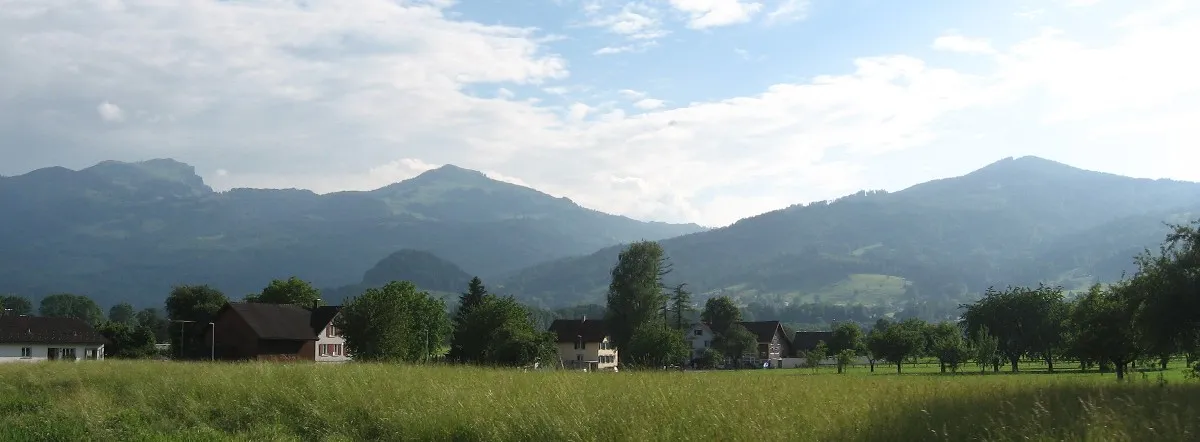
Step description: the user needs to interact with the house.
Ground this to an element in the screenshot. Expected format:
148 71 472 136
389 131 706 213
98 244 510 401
792 330 834 356
0 315 108 363
683 321 793 368
738 321 793 368
548 318 617 371
684 322 716 361
204 302 347 362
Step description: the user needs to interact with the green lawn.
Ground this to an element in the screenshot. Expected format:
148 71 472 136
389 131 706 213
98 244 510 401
1 361 1198 441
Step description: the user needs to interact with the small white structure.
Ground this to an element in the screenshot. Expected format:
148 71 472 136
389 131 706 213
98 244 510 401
0 315 107 363
684 322 716 360
316 317 350 363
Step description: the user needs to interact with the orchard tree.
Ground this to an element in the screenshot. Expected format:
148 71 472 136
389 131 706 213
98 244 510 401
1070 283 1141 380
805 340 829 370
247 276 322 306
97 321 157 358
334 281 450 362
971 326 1000 373
928 321 969 373
869 318 925 374
605 241 671 356
829 322 865 357
836 349 857 374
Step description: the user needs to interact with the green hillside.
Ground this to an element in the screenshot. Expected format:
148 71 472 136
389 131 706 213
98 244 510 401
0 160 704 308
498 157 1200 310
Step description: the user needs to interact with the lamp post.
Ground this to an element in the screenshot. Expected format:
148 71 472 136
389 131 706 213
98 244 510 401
171 319 196 359
209 322 215 361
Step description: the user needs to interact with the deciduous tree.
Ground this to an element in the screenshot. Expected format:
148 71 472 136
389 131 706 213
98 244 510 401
335 281 450 362
0 295 33 316
625 321 691 368
165 285 228 359
108 302 136 325
247 276 322 306
714 323 756 369
39 293 104 326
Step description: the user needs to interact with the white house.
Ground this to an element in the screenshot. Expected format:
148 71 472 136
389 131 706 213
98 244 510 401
684 322 716 360
315 307 350 363
0 315 107 363
548 318 618 371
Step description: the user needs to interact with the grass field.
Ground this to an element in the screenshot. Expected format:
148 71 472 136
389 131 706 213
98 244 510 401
2 361 1198 441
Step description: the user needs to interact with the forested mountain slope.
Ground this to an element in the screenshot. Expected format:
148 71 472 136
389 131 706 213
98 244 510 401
0 160 704 307
499 157 1200 309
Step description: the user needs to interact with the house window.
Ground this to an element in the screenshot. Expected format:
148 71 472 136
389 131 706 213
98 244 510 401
333 344 342 356
576 354 583 361
62 348 77 361
704 340 710 347
327 325 337 337
694 329 703 336
20 347 31 358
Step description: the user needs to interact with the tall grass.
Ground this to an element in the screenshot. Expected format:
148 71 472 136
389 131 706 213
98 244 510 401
1 361 1197 441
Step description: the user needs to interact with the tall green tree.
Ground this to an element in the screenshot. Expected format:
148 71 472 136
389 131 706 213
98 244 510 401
448 277 489 362
1 295 33 316
39 293 104 326
165 285 228 359
246 276 322 306
108 302 136 325
668 283 693 330
962 284 1065 372
701 296 741 336
714 323 757 368
605 241 671 355
455 294 556 366
1126 221 1200 366
334 281 451 362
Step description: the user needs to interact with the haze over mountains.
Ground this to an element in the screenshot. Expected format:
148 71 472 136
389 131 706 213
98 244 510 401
1 156 1197 313
0 159 703 307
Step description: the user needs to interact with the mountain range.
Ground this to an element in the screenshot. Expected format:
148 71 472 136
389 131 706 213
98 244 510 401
2 156 1196 313
496 157 1200 309
0 159 703 307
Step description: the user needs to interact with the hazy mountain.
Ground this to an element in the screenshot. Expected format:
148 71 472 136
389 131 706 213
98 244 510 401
321 249 474 302
0 159 705 307
498 156 1200 309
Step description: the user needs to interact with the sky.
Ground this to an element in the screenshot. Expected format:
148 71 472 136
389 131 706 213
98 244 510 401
1 0 1197 227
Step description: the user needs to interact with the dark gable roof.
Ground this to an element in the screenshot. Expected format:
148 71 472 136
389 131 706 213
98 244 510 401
309 305 341 335
548 319 608 343
793 331 834 352
224 302 341 341
0 316 108 345
738 321 789 345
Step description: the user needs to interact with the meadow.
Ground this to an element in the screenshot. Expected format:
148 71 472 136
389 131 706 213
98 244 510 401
1 361 1197 442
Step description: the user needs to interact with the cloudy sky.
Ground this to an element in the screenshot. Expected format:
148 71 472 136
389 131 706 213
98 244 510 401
1 0 1197 227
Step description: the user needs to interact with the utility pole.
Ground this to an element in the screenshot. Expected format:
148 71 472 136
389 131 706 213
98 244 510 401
171 319 196 360
209 322 216 361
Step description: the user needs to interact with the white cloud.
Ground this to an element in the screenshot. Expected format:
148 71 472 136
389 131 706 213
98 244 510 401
667 0 763 29
1063 0 1100 7
97 102 124 122
633 98 665 110
932 33 996 54
765 0 810 25
2 0 1199 228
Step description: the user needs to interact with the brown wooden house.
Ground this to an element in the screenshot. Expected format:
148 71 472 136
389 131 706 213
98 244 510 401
205 302 341 362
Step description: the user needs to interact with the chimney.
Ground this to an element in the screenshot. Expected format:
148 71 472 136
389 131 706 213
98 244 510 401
312 298 320 310
581 315 586 322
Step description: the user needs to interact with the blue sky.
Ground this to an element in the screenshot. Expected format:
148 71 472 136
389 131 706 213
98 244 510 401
1 0 1197 226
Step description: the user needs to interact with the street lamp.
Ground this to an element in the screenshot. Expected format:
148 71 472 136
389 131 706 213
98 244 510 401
171 319 196 359
209 322 215 361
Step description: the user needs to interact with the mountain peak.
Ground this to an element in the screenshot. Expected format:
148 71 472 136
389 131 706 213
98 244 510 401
83 158 212 196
